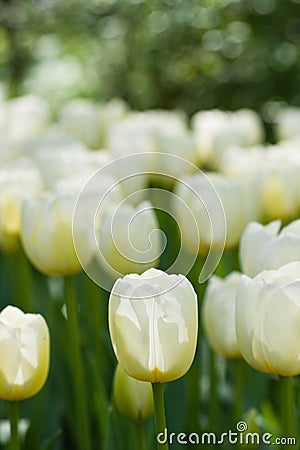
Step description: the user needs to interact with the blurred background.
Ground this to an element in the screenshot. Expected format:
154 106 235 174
0 0 300 139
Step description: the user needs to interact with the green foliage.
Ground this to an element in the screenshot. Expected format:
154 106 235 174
0 0 299 114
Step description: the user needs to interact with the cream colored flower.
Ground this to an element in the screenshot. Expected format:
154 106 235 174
235 262 300 376
96 201 162 278
240 219 300 277
113 364 153 421
0 306 50 401
21 192 91 276
202 272 242 358
109 268 198 383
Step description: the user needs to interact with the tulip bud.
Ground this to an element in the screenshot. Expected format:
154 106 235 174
6 95 50 142
274 106 300 142
240 219 300 277
59 99 104 149
113 364 153 421
259 171 298 222
202 272 242 358
0 160 43 253
109 268 198 383
192 109 263 169
235 262 300 376
21 191 92 276
96 201 162 278
173 172 259 252
0 305 50 401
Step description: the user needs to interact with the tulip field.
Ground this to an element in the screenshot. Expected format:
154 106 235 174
1 91 300 450
1 1 300 449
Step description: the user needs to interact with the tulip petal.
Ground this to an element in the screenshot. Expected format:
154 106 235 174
236 276 268 372
258 235 300 272
0 322 21 388
0 305 24 325
259 281 300 376
239 220 281 276
109 269 198 382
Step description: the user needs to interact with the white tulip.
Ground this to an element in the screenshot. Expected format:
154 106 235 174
192 109 264 169
173 172 260 252
113 364 153 421
21 192 92 276
274 107 300 142
107 110 197 181
235 262 300 376
202 272 242 358
0 159 44 253
109 268 198 383
6 95 50 142
240 219 300 277
96 201 162 278
0 305 50 401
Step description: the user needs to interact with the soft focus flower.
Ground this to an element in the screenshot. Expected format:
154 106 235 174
0 159 44 253
257 143 300 222
5 95 50 142
240 219 300 277
218 142 300 222
109 268 198 383
96 201 162 278
217 144 266 176
192 109 264 169
274 106 300 142
59 99 105 149
34 141 108 188
0 305 50 401
258 165 300 222
173 172 260 252
107 110 198 181
0 418 30 445
21 191 91 276
202 272 242 358
235 262 300 376
113 364 153 421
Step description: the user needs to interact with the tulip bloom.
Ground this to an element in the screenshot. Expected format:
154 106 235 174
0 160 43 253
21 192 92 276
235 262 300 376
0 305 50 401
240 219 300 277
109 268 198 383
192 109 263 169
274 106 300 142
202 272 242 358
174 172 259 252
113 364 153 421
96 201 162 278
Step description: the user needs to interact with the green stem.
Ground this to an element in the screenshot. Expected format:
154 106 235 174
83 275 109 443
152 383 169 450
234 359 243 422
64 276 91 450
185 255 207 432
134 421 146 450
84 274 104 344
8 401 20 450
6 249 33 312
280 376 296 438
208 348 218 429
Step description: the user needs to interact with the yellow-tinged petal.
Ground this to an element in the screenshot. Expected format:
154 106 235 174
0 306 50 401
109 268 198 383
